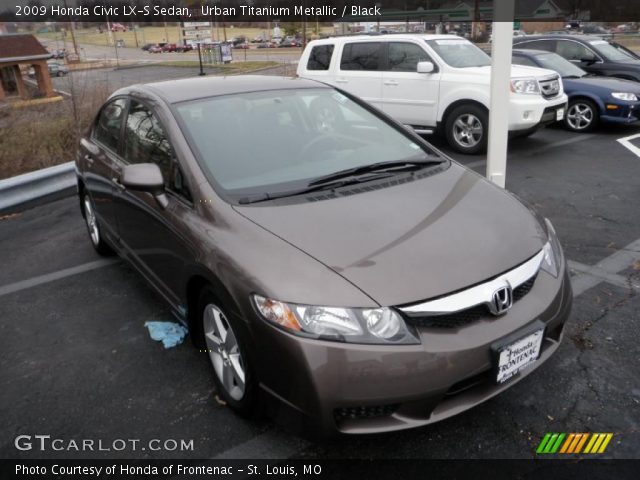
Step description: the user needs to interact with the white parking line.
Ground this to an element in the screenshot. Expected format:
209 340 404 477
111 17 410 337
0 258 119 297
569 260 640 291
570 238 640 296
617 133 640 158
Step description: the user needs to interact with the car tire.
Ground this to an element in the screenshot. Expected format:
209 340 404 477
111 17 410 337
198 287 259 417
445 104 488 154
564 99 599 132
81 192 114 256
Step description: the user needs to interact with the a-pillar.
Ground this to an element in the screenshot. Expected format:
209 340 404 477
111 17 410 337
12 64 28 100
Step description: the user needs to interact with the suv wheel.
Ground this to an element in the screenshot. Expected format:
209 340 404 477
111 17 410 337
82 193 114 256
565 99 598 132
199 288 258 416
445 105 488 154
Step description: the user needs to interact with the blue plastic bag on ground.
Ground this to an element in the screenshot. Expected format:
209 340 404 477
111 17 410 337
144 321 188 349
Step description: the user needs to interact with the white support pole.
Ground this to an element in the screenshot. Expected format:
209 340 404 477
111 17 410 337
486 2 515 189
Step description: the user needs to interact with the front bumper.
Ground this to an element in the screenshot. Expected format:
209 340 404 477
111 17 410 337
508 94 567 131
251 261 573 435
601 101 640 124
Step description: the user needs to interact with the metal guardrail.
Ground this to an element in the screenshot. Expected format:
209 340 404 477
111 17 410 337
0 162 76 214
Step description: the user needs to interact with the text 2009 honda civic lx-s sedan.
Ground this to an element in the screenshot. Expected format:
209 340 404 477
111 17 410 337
76 76 572 435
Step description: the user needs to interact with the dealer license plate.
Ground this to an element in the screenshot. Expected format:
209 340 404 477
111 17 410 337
556 108 564 121
496 329 544 384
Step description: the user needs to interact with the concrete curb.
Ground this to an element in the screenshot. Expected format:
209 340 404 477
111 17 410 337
0 162 76 215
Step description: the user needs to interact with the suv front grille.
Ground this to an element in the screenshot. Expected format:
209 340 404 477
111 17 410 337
405 274 538 329
539 76 560 99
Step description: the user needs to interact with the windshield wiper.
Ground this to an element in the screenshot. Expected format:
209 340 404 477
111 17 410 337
307 157 445 187
237 157 446 205
237 173 397 205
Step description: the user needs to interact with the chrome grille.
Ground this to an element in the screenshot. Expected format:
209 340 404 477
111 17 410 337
539 76 560 99
404 274 538 329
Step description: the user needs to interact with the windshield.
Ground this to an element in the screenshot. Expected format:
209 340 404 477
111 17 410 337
176 88 438 198
426 38 491 67
535 52 586 77
589 39 638 61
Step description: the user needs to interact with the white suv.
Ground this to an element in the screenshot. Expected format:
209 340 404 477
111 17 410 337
297 34 568 154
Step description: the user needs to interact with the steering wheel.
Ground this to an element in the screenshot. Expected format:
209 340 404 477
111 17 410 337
299 132 368 161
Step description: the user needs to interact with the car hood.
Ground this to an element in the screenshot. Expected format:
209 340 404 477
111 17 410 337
607 59 640 68
455 65 558 79
509 64 559 78
565 75 640 93
233 163 547 306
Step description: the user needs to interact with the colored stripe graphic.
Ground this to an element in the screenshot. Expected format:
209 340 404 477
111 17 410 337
537 433 613 454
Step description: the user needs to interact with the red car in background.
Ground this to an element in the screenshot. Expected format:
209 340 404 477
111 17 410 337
161 43 178 53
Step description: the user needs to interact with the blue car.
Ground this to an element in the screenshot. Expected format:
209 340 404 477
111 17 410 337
512 49 640 132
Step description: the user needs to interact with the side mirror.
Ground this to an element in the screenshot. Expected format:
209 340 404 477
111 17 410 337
121 163 168 209
417 61 435 74
580 57 596 65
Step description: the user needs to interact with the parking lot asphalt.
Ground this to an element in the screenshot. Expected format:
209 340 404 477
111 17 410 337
1 126 639 460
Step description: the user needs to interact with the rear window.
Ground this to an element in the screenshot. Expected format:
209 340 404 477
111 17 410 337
340 42 381 71
307 44 334 71
517 39 556 52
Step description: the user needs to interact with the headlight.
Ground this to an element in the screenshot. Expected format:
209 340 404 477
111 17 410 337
510 78 540 95
611 92 638 101
540 218 563 278
252 295 420 345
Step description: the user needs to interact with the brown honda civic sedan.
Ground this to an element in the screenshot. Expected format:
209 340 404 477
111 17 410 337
76 76 572 435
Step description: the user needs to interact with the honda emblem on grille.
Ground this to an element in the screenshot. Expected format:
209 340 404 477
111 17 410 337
490 285 513 315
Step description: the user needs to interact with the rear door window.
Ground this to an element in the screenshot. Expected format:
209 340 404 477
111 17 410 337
307 44 334 70
386 42 432 72
340 42 382 71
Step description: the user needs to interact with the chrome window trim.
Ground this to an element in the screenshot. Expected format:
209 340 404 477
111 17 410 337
399 249 544 316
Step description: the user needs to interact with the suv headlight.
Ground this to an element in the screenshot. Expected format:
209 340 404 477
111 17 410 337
540 218 563 278
252 295 420 345
510 78 541 95
611 92 638 101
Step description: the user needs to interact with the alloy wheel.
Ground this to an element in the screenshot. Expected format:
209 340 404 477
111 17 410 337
203 304 246 401
452 113 483 148
83 196 100 247
566 102 594 130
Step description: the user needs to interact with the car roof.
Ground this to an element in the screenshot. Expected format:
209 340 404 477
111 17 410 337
118 75 329 104
307 33 462 45
512 49 552 56
515 34 606 43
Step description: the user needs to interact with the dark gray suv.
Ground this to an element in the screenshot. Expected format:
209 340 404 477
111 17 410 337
76 76 572 435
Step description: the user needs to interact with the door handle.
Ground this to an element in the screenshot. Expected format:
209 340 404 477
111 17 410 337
335 78 348 84
112 177 126 191
383 80 399 86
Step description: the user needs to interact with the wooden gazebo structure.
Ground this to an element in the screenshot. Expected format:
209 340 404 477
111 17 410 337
0 34 55 101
